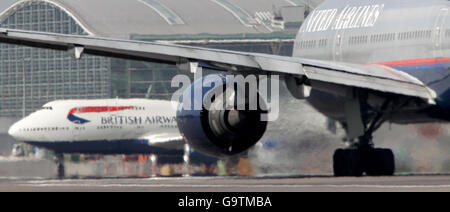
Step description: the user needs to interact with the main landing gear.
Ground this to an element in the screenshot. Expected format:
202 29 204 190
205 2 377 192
333 136 395 177
333 95 395 177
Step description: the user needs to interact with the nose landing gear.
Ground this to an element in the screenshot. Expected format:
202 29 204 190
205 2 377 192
54 153 65 179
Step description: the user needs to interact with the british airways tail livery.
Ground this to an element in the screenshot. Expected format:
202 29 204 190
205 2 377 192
2 0 450 176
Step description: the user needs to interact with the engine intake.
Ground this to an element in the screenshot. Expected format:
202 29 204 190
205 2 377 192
176 74 268 158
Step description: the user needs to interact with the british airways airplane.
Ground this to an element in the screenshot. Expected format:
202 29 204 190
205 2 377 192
8 99 186 177
1 0 449 176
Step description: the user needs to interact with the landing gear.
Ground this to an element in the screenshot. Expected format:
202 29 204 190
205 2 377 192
333 93 396 177
333 146 395 177
333 149 363 177
183 144 191 177
54 153 65 179
333 115 396 177
365 148 395 176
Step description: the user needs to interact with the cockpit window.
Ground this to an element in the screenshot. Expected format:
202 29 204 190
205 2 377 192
41 106 53 110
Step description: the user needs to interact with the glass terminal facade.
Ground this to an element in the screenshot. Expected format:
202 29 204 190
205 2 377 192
0 1 111 117
0 1 296 118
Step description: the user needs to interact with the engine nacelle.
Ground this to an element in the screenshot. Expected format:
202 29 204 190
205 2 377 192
176 74 268 158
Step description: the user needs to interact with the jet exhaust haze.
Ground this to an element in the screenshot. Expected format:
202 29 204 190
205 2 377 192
249 84 450 175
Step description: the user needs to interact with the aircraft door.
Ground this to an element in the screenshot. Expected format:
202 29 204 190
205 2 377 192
71 124 81 141
433 7 448 57
333 31 344 62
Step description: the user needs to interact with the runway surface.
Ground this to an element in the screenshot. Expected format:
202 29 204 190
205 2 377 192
1 174 450 191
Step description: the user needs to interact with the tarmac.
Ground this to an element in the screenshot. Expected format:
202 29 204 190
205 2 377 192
1 174 450 192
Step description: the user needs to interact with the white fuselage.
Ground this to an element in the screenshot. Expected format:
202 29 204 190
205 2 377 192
8 99 184 154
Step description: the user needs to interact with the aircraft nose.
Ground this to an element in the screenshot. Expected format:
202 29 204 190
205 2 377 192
8 122 20 139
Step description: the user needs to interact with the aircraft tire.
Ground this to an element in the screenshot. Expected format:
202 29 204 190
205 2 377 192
333 149 364 177
364 148 395 176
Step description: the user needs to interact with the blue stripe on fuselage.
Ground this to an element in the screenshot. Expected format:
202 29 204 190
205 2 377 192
394 64 450 111
394 63 450 71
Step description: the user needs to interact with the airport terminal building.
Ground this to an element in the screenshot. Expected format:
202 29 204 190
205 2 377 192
0 0 307 118
0 0 308 153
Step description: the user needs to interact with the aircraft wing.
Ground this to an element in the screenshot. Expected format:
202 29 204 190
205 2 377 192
0 28 436 103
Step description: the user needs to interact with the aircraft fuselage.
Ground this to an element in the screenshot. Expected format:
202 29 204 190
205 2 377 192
8 99 183 155
295 0 450 123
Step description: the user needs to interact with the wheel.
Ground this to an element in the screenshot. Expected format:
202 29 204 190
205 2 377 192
333 149 364 177
365 148 395 176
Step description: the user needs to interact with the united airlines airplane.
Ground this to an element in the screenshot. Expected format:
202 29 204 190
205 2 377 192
8 99 186 177
1 0 449 176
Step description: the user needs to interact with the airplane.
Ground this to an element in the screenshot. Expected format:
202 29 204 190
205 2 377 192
8 98 189 178
0 0 449 176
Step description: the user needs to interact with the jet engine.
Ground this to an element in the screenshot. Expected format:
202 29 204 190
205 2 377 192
176 74 268 158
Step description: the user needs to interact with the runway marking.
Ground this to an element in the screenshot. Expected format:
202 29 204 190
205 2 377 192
20 182 450 189
16 175 450 191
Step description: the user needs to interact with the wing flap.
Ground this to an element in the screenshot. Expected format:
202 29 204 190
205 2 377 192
303 65 436 102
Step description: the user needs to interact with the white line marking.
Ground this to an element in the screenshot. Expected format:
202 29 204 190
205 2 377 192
21 183 450 189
